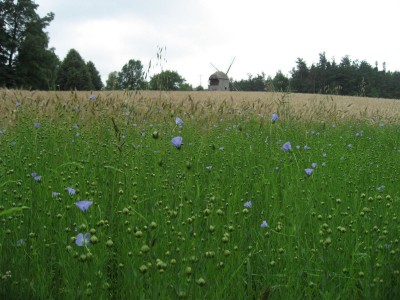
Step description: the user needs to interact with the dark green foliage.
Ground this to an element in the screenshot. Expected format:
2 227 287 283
57 49 92 91
1 0 38 86
105 71 119 90
117 59 146 90
15 13 59 90
231 73 266 91
290 52 400 98
290 58 310 93
230 52 400 99
149 70 187 91
265 71 290 92
86 61 103 90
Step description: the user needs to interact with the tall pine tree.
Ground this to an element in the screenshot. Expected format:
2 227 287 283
0 0 55 88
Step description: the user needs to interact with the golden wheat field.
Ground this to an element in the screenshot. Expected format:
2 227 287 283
1 89 400 127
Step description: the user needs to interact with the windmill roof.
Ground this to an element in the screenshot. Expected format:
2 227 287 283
209 71 229 80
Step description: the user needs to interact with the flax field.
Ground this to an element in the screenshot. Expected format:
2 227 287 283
1 89 400 299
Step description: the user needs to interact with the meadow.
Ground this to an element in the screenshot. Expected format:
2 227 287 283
0 89 400 299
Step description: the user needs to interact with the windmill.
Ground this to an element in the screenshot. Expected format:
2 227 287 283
208 57 235 91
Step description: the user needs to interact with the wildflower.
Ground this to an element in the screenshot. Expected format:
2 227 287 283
171 136 183 149
34 123 41 128
311 163 317 168
304 145 311 150
348 144 352 148
0 129 2 134
322 162 326 167
67 187 76 195
73 124 79 129
282 141 292 152
322 153 327 157
11 141 16 146
31 172 41 181
75 200 93 212
90 95 96 100
376 185 385 191
261 220 268 228
305 168 314 176
206 165 213 170
52 192 60 198
16 101 21 107
244 201 252 208
271 113 278 122
175 117 184 128
219 146 225 151
76 233 90 247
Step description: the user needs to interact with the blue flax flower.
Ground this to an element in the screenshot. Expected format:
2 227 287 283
67 187 76 195
305 168 314 176
175 117 184 128
75 200 93 212
31 172 41 181
261 220 268 228
271 113 278 122
76 233 90 246
34 123 41 128
244 201 252 208
171 136 183 149
282 141 292 151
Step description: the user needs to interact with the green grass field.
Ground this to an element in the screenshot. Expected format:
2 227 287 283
1 90 399 299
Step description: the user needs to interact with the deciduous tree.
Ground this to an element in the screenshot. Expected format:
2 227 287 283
149 70 186 91
117 59 145 90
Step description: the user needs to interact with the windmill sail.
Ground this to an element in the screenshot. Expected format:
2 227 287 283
226 57 236 75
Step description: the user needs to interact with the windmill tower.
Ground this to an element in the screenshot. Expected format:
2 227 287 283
208 57 235 91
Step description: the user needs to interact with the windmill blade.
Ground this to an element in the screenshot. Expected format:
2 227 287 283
210 63 220 72
226 57 236 75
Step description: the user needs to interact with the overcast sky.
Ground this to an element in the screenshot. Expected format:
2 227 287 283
35 0 400 88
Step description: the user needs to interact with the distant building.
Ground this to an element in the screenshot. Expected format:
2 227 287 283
208 71 229 91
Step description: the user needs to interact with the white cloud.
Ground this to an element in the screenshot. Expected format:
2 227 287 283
36 0 400 87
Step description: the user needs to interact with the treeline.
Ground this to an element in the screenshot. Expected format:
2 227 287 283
232 53 400 99
0 1 104 90
1 1 400 98
0 1 191 91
